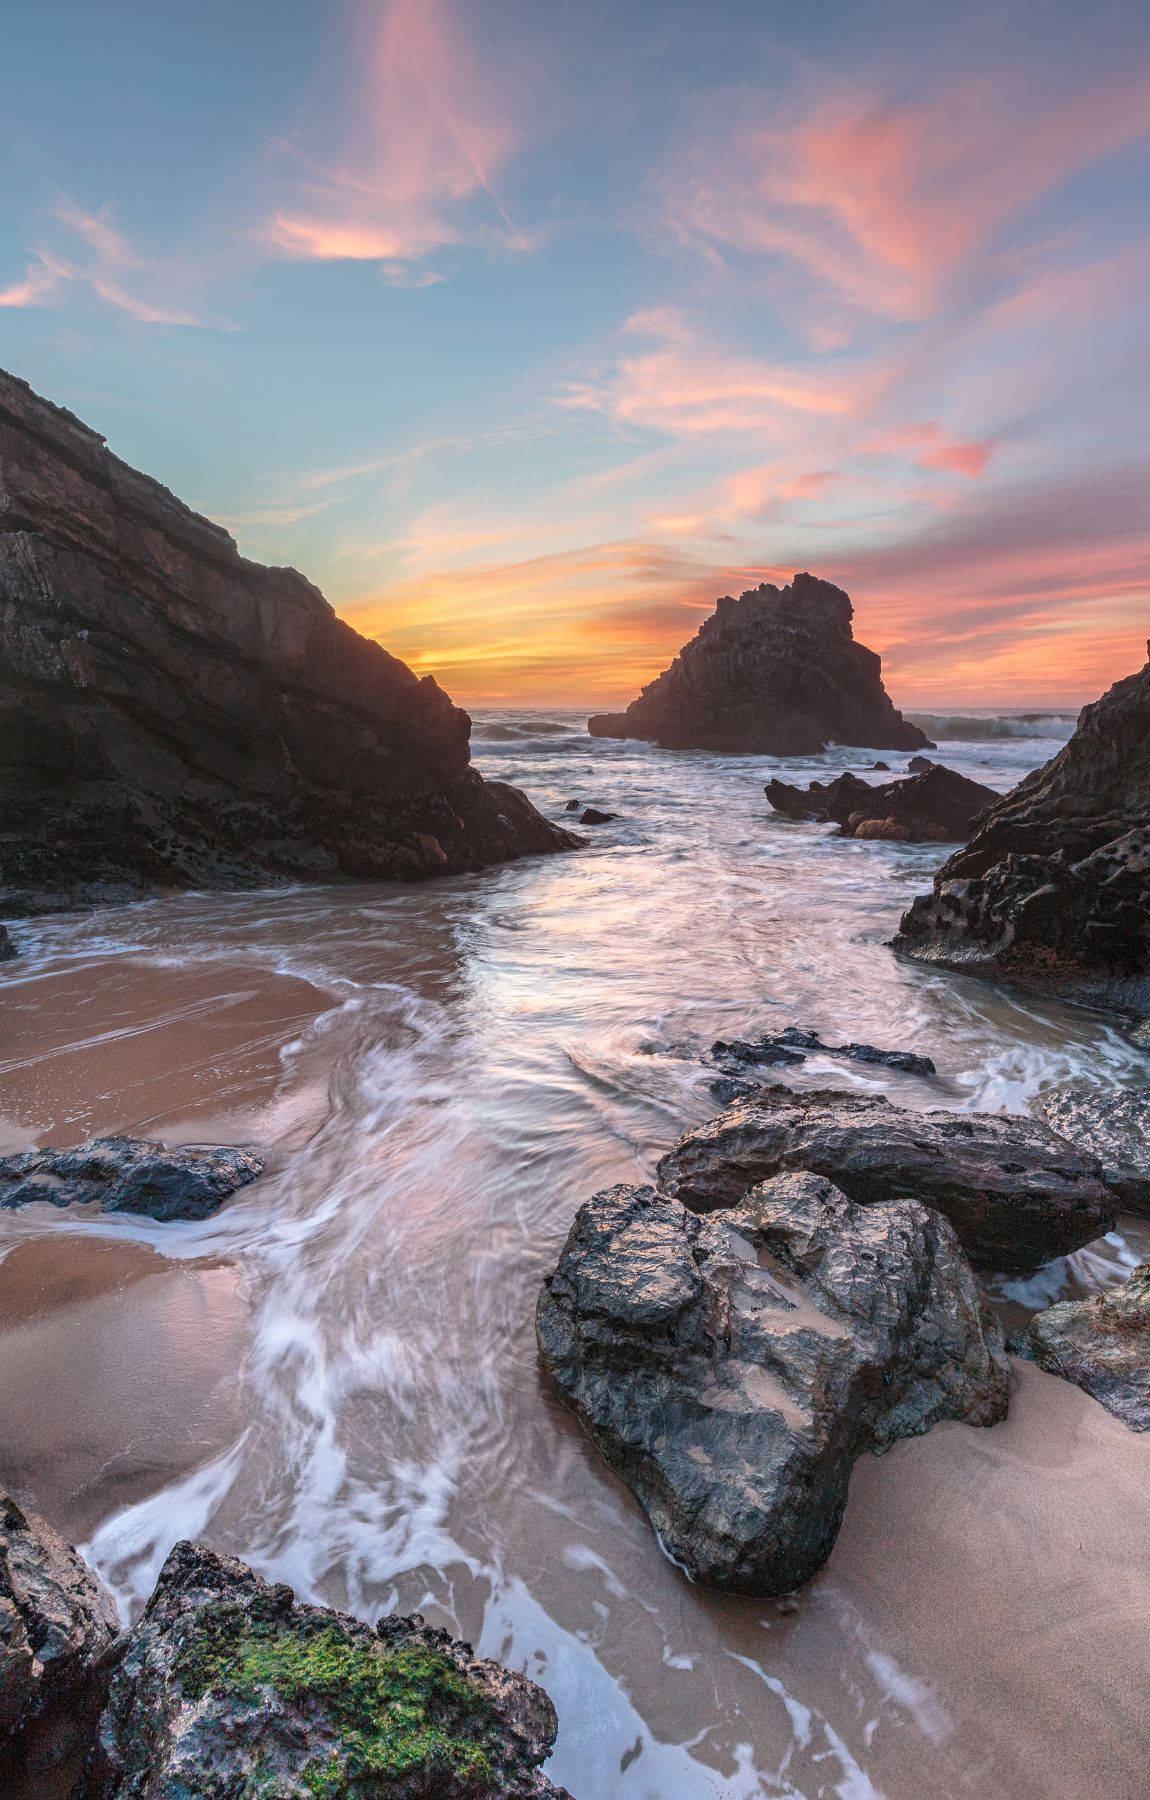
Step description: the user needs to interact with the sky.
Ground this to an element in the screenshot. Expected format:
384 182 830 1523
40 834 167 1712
2 0 1148 708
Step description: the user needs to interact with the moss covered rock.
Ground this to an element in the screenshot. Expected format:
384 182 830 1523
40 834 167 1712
94 1542 571 1798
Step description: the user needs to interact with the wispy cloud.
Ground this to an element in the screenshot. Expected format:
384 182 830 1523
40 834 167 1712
259 0 534 281
0 203 219 326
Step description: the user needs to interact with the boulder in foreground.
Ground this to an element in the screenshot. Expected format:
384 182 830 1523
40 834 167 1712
95 1540 570 1798
1013 1266 1150 1431
1 1491 118 1744
893 655 1150 1025
765 763 997 842
657 1087 1115 1273
0 369 576 917
588 574 931 755
537 1174 1008 1594
0 1136 264 1220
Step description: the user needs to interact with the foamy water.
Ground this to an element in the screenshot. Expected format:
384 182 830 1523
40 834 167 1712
1 712 1147 1798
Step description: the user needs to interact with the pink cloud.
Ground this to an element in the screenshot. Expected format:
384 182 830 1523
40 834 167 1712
0 206 214 326
260 0 531 276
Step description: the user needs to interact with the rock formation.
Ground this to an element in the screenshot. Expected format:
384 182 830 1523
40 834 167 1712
587 574 932 754
536 1174 1008 1594
1 1493 118 1736
656 1087 1115 1274
1032 1083 1150 1216
710 1027 936 1079
765 763 997 842
0 1136 264 1221
0 369 576 918
93 1541 570 1799
1013 1265 1150 1431
893 656 1150 1023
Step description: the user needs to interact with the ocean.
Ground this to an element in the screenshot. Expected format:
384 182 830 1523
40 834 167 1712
0 708 1146 1798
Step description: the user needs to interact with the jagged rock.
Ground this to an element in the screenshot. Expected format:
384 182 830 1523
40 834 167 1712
1 1491 118 1738
710 1028 935 1080
0 1136 264 1221
708 1076 760 1104
587 574 932 754
656 1087 1115 1273
93 1541 570 1799
1012 1266 1150 1431
579 808 616 825
0 370 576 917
765 763 997 841
908 755 936 774
536 1174 1008 1594
893 657 1150 1022
1031 1082 1150 1216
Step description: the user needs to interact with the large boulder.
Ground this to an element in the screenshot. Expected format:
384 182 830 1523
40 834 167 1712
765 763 997 842
1031 1082 1150 1216
1 1491 119 1738
0 369 576 917
0 1136 264 1221
656 1088 1115 1273
536 1174 1008 1595
1013 1265 1150 1431
587 574 931 754
94 1540 570 1799
893 656 1150 1022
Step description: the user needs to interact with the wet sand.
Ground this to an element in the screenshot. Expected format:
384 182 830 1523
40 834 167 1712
0 1235 249 1541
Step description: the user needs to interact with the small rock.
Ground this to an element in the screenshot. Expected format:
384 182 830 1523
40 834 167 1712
871 761 891 771
837 1042 937 1078
907 755 936 773
0 1136 265 1222
710 1037 806 1068
1012 1265 1150 1431
708 1076 761 1104
766 765 995 841
657 1087 1115 1273
94 1541 570 1798
0 926 15 962
579 808 616 825
1032 1081 1150 1215
711 1027 935 1080
853 815 912 841
537 1174 1008 1594
563 799 581 812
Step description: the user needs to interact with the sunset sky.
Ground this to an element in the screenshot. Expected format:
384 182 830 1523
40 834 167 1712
3 0 1148 706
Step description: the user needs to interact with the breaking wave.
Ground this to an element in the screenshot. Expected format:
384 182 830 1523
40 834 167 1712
908 710 1078 743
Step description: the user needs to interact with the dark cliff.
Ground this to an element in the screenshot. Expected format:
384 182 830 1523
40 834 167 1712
587 573 931 754
0 370 576 916
893 656 1150 1022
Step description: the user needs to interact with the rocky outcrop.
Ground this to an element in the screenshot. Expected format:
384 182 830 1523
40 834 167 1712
587 574 931 755
1032 1083 1150 1217
1013 1265 1150 1431
893 656 1150 1021
710 1026 936 1079
765 764 997 841
0 1136 264 1221
537 1174 1008 1594
93 1540 570 1799
1 1492 118 1740
0 370 576 917
656 1088 1115 1274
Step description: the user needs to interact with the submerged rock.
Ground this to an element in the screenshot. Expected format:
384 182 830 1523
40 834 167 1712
0 1136 264 1221
588 574 931 755
710 1036 806 1068
1013 1266 1150 1431
536 1174 1008 1594
94 1541 570 1799
0 370 576 918
0 1491 119 1738
1032 1082 1150 1216
893 655 1150 1023
579 807 616 825
710 1027 936 1080
765 764 997 842
657 1087 1115 1274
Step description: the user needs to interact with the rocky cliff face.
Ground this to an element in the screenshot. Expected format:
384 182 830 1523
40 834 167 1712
587 574 931 754
893 657 1150 1021
0 371 575 917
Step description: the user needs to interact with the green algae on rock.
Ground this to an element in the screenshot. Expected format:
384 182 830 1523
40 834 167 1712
95 1541 571 1798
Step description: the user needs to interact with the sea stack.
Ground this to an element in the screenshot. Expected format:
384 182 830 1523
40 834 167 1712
0 370 576 917
893 655 1150 1025
587 573 931 754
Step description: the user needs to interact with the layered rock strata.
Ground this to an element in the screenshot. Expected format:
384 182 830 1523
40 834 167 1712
588 574 931 754
536 1174 1008 1594
893 657 1150 1022
0 369 576 917
656 1087 1115 1274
